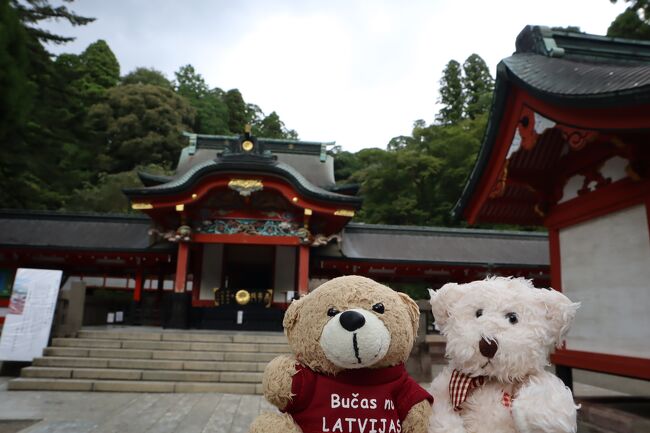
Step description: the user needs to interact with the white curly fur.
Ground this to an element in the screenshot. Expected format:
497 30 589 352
428 277 580 433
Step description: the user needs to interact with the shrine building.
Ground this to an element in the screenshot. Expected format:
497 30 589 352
453 26 650 384
0 131 548 331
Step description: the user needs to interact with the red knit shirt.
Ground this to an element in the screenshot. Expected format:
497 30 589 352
283 363 433 433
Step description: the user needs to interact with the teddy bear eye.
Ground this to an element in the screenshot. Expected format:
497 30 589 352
505 312 518 324
327 307 340 317
475 309 483 318
372 303 385 314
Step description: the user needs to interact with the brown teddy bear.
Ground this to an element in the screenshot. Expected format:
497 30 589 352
249 275 433 433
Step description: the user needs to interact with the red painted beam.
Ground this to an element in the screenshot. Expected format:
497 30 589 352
298 245 310 296
174 243 190 293
193 233 302 246
551 349 650 380
133 268 143 302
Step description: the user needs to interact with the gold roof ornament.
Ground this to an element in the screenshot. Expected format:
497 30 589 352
228 179 263 196
131 203 153 210
334 209 355 217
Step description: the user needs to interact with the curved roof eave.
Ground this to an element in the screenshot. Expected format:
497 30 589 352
123 157 362 208
451 61 511 222
451 52 650 223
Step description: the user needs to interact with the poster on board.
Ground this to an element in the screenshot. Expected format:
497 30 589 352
0 268 63 361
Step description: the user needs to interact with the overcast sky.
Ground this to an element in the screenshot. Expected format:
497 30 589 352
43 0 627 152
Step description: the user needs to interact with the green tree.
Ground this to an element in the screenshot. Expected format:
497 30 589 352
66 164 172 213
353 149 442 225
254 111 298 139
86 84 195 173
10 0 94 45
174 64 229 134
0 0 94 209
122 67 172 88
435 60 464 124
0 0 32 144
75 40 119 102
335 114 488 227
224 89 248 134
608 5 650 39
462 54 494 119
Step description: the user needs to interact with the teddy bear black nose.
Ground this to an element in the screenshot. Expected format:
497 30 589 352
479 337 498 359
339 310 366 332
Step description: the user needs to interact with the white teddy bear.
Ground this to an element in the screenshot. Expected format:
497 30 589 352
428 277 580 433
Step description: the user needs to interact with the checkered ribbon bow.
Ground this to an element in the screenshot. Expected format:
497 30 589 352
449 369 514 411
449 369 485 411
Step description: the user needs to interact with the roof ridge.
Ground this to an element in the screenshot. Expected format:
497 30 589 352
0 209 151 222
345 222 547 238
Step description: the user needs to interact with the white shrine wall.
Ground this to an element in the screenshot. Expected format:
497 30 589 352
559 204 650 358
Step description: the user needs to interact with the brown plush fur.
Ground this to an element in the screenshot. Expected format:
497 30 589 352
403 400 433 433
261 354 297 410
249 275 432 433
249 412 302 433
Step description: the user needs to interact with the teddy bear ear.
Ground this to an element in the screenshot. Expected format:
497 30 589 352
536 288 580 348
429 282 465 330
282 296 304 331
397 292 420 337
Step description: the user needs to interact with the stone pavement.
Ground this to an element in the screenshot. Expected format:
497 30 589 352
0 376 646 433
0 378 274 433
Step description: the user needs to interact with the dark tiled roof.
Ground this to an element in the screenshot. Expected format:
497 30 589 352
319 223 548 267
504 54 650 104
0 210 170 252
125 154 362 207
175 133 336 189
504 26 650 106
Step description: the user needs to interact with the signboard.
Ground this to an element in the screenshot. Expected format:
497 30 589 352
0 268 62 361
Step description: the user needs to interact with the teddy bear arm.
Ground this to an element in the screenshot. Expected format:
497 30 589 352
249 412 303 433
401 400 431 433
511 372 578 433
428 367 468 433
262 354 298 410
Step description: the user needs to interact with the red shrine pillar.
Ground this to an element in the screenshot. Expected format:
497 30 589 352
174 242 189 293
297 245 310 296
133 268 143 302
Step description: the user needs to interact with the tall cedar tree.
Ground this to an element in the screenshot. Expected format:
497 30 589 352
435 60 464 124
1 0 94 208
462 54 494 119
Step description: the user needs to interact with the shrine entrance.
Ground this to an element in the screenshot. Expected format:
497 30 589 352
124 131 361 329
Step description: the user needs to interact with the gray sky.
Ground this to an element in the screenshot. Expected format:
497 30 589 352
43 0 627 152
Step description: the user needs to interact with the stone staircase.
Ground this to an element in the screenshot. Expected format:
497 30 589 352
8 328 290 393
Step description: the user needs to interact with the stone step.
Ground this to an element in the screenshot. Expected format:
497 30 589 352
33 356 267 372
52 338 290 353
7 378 262 394
43 347 279 362
76 330 288 344
21 367 264 383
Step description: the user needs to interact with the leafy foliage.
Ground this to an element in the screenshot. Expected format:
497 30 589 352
0 1 298 212
336 55 494 227
86 84 195 173
608 6 650 39
67 164 172 213
122 67 172 88
338 116 487 226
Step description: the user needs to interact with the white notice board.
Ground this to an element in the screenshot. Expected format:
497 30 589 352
0 268 62 361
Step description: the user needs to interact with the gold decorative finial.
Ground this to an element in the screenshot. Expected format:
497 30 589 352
244 124 252 134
